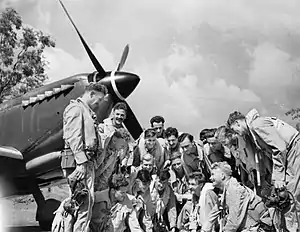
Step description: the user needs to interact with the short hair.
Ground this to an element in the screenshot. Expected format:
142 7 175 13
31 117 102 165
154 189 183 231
85 83 108 95
188 171 205 183
170 151 182 161
142 153 154 163
108 173 129 190
227 111 246 127
178 133 194 143
113 102 127 112
144 128 157 139
165 127 178 139
150 116 165 126
214 126 233 145
158 169 170 181
211 161 232 177
113 128 131 142
199 128 217 142
136 169 152 183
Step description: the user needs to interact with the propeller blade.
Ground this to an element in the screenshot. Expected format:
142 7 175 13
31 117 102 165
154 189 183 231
58 0 106 78
123 101 143 140
116 44 129 71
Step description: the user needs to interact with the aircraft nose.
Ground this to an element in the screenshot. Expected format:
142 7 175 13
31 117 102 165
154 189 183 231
110 72 140 100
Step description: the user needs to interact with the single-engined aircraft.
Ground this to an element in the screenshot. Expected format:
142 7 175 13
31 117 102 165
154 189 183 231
0 0 143 229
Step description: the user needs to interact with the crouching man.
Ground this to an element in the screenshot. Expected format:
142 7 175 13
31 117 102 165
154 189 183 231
201 162 274 232
177 172 219 232
52 173 142 232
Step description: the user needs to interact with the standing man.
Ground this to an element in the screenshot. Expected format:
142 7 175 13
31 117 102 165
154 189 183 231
178 133 210 179
61 83 107 232
150 115 166 148
150 115 165 139
98 102 135 168
227 108 300 231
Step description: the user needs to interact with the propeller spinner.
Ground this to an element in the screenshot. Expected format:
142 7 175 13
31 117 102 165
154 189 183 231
58 0 143 139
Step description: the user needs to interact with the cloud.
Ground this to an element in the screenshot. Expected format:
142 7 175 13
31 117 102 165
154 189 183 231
11 0 300 134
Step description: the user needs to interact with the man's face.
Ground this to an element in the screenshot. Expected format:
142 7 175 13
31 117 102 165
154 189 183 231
188 178 198 194
210 168 224 189
230 120 246 136
112 109 126 126
145 136 156 150
152 122 164 137
137 179 151 193
180 137 193 154
88 91 105 110
156 178 168 192
171 158 182 173
142 159 154 173
114 186 128 202
167 135 178 149
208 138 222 153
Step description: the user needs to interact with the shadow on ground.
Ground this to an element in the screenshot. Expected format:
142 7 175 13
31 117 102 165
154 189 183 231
5 226 48 232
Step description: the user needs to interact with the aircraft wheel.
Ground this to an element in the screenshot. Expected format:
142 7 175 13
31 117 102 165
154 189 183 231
37 198 61 230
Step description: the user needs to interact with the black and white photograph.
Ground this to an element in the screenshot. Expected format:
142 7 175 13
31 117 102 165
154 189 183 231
0 0 300 231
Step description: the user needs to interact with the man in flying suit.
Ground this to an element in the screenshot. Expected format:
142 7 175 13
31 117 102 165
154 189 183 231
60 82 108 232
227 108 300 231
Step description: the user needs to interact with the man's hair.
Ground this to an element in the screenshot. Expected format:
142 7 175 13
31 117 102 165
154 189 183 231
142 153 154 163
211 161 232 177
136 169 152 183
178 133 194 143
227 111 246 127
108 173 129 190
188 171 205 184
113 102 127 112
85 83 108 95
150 116 165 126
199 128 217 142
165 127 178 139
144 128 157 139
112 128 131 142
158 168 170 181
170 151 182 161
214 126 232 145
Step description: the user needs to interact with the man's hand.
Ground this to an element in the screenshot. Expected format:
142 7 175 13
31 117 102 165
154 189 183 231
274 180 285 189
74 163 87 180
171 228 176 232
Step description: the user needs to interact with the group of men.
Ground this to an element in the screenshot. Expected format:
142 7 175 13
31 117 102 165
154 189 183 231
51 82 300 232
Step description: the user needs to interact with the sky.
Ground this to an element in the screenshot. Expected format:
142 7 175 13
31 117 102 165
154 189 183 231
1 0 300 137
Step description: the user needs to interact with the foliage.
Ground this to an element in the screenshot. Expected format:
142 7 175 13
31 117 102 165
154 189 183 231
285 108 300 120
0 7 55 103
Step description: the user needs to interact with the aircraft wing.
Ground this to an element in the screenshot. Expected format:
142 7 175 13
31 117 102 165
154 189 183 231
0 146 23 160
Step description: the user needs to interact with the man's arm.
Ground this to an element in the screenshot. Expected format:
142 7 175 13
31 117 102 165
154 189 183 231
167 189 177 230
63 105 87 164
223 184 250 232
252 118 287 184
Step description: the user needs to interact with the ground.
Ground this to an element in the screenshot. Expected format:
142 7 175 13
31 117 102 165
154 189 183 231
0 183 69 232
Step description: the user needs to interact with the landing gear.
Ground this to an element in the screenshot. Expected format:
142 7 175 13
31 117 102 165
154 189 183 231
29 176 61 230
36 198 61 230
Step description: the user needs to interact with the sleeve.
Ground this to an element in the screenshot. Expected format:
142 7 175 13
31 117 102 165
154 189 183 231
205 190 219 215
128 209 143 232
223 185 249 232
201 204 220 232
132 146 141 167
63 105 87 165
167 189 177 229
177 201 192 229
252 119 287 182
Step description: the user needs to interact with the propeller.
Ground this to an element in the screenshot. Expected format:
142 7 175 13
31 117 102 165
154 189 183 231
58 0 143 140
116 44 129 71
58 0 106 78
122 101 143 140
